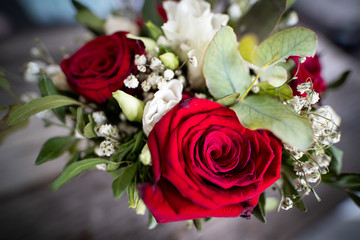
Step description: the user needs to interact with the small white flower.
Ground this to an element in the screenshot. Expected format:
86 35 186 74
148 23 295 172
124 74 139 88
305 171 320 183
24 61 41 83
281 197 293 210
194 92 207 99
137 65 147 72
45 64 70 91
30 47 42 58
163 69 175 80
156 77 167 89
303 161 319 175
92 111 107 125
228 3 242 20
297 82 312 95
20 91 39 102
143 80 183 136
147 72 160 86
286 11 299 26
141 81 151 92
134 54 147 66
150 57 164 72
294 178 308 191
98 140 116 157
314 154 331 168
187 50 198 67
104 15 140 35
308 92 320 105
157 36 170 46
96 124 119 139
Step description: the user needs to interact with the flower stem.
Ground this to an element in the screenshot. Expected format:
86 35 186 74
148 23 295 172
239 73 260 100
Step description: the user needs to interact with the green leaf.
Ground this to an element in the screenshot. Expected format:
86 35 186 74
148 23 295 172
71 0 105 35
0 107 7 112
66 151 81 167
264 197 279 212
346 191 360 207
326 146 343 176
36 136 78 165
282 173 307 212
8 95 81 126
112 163 138 199
231 95 313 150
216 92 241 107
38 76 66 123
239 33 259 63
127 179 139 208
76 107 85 134
51 158 110 190
253 27 317 67
236 0 287 42
193 219 202 235
145 21 163 40
260 65 288 87
252 192 266 223
0 71 11 92
323 173 360 189
148 212 158 230
84 114 97 138
204 26 251 99
327 70 351 90
256 81 293 100
142 0 163 27
0 104 29 144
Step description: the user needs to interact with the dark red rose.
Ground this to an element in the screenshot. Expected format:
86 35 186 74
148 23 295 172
140 98 282 223
290 55 327 96
61 32 146 103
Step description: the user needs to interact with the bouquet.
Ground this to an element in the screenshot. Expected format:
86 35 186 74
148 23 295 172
1 0 358 232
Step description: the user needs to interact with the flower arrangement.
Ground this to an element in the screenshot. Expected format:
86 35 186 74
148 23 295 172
1 0 359 232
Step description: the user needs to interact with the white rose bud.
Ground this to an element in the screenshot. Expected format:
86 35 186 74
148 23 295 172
159 52 179 70
113 90 144 123
139 144 152 166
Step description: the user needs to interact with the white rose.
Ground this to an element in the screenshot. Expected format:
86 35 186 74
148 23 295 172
162 0 229 89
143 80 183 136
104 15 140 36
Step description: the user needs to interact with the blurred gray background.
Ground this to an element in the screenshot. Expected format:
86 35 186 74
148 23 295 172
0 0 359 239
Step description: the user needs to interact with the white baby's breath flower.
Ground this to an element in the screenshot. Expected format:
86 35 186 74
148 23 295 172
124 74 139 88
162 0 229 89
137 65 147 72
96 164 107 171
143 80 183 136
98 140 116 157
141 80 151 92
134 54 147 66
24 61 41 83
45 64 69 90
294 178 308 191
150 57 164 72
92 111 107 125
96 124 119 139
163 69 175 80
281 197 293 210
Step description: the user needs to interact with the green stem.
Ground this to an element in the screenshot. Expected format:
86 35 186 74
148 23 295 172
239 73 260 100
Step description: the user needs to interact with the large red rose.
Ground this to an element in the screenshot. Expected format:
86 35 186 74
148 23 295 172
290 55 327 96
139 98 282 223
61 32 145 103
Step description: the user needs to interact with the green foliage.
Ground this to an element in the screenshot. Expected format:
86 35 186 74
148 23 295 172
204 26 251 99
0 104 29 144
327 70 351 90
231 95 313 150
193 219 202 234
38 76 66 123
327 146 343 176
260 65 288 87
256 81 293 100
148 213 158 230
142 0 164 26
112 162 138 199
111 131 146 163
236 0 287 41
84 114 97 138
51 158 111 190
253 27 317 67
216 92 240 107
252 192 266 223
0 71 11 92
7 95 81 126
71 0 105 35
145 21 163 40
76 107 85 134
36 136 78 165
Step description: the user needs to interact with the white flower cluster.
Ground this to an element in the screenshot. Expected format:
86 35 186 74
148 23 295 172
93 112 120 158
287 82 319 113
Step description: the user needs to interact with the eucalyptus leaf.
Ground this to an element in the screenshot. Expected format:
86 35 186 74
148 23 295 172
231 95 313 150
252 192 266 223
260 65 288 87
256 81 293 100
71 0 104 35
253 27 317 67
236 0 287 42
282 173 307 212
204 26 251 99
36 136 78 165
238 33 258 63
216 92 241 107
112 163 138 199
8 95 81 126
51 158 110 190
38 76 66 123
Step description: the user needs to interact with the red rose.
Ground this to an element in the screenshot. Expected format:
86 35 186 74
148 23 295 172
61 32 145 103
140 98 282 223
290 55 326 96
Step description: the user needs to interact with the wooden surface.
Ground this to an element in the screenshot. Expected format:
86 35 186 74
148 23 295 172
0 25 360 240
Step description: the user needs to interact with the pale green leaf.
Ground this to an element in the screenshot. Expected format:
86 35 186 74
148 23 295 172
8 95 81 126
36 136 78 165
204 26 251 99
231 95 313 150
238 33 259 63
260 65 288 87
84 114 97 138
72 0 104 35
327 146 343 176
253 27 317 67
256 81 293 100
112 163 138 199
216 92 240 107
252 192 266 223
148 213 158 230
145 21 163 40
51 158 110 190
